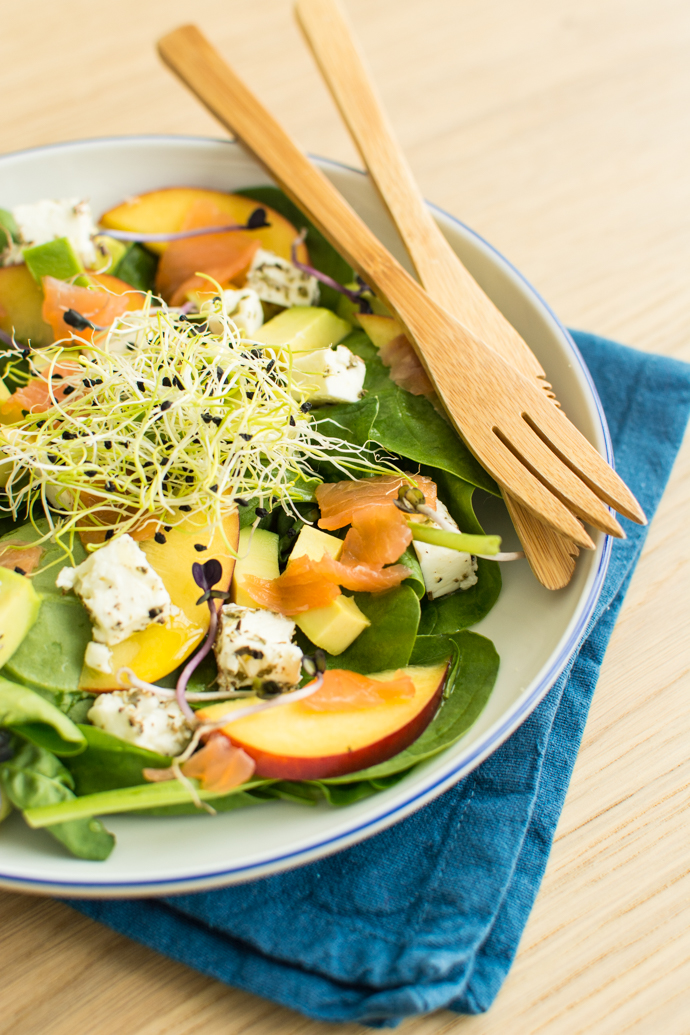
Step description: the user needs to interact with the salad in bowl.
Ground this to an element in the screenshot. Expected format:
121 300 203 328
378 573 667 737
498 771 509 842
0 181 514 862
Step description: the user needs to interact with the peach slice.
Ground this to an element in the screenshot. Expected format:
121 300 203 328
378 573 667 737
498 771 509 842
79 508 239 691
196 661 448 780
100 187 309 263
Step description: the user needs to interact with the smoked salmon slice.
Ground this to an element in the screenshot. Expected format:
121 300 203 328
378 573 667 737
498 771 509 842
154 199 260 305
379 333 435 398
42 275 142 343
316 475 437 530
301 668 416 711
0 541 43 574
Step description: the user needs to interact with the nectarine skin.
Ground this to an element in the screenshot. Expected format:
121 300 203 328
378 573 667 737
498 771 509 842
200 666 453 778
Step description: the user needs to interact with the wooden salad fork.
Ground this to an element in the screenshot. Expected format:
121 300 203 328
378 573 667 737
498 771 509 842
294 0 584 589
157 25 646 552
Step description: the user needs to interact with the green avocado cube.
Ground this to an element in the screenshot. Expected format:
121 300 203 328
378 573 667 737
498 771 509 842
253 306 351 353
23 237 88 287
0 567 41 668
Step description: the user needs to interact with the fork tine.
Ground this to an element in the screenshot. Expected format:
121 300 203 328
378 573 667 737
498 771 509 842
523 399 647 524
495 419 625 538
469 432 597 550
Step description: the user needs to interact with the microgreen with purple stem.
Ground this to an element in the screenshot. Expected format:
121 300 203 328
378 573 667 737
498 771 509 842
174 558 231 721
290 231 373 313
101 207 270 244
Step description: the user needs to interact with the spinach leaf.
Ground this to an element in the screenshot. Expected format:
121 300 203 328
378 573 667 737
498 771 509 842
0 675 86 756
112 242 157 292
317 333 498 495
417 471 502 634
1 520 92 693
296 583 421 674
236 186 354 311
65 725 172 795
0 740 114 860
399 545 425 599
318 629 499 784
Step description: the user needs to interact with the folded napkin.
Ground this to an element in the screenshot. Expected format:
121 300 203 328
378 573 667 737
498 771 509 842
70 332 690 1027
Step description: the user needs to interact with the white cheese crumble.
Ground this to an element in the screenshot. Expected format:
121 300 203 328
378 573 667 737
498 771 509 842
87 689 193 756
291 345 366 404
84 641 113 675
56 534 171 647
202 287 264 336
4 198 99 268
215 603 303 691
413 501 478 599
245 249 319 308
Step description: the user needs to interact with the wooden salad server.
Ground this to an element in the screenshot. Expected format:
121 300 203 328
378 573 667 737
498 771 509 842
157 25 646 551
294 0 582 589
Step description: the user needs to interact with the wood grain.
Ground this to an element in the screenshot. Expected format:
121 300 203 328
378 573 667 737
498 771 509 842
295 0 581 590
1 1 689 1033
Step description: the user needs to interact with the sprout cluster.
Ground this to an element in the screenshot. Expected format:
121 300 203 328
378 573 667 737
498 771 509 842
0 293 396 554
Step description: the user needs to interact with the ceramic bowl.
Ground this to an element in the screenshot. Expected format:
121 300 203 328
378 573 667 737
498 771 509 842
0 136 610 896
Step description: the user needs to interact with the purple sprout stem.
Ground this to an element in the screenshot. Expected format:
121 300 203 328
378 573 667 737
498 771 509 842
175 600 220 723
103 222 259 244
290 238 370 306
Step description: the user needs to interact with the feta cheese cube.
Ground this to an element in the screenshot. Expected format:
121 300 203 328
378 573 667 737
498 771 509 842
291 345 366 404
202 287 264 337
8 198 99 268
84 641 113 674
88 689 192 756
56 533 171 646
215 603 303 691
245 249 319 308
413 501 478 599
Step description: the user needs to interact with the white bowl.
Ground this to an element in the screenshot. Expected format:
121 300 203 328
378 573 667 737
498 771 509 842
0 136 610 897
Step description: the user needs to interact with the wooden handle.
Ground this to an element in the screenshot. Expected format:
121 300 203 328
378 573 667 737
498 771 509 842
296 0 582 588
295 0 547 385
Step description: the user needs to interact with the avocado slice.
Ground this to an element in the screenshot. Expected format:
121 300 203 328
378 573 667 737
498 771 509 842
0 567 41 668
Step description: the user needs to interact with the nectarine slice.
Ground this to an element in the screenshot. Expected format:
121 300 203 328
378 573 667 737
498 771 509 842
100 187 309 263
196 661 448 780
80 508 239 691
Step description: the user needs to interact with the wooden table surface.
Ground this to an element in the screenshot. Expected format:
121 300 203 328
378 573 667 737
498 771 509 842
2 1 689 1032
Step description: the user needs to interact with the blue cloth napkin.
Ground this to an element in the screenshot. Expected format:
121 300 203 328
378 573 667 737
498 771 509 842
70 332 690 1027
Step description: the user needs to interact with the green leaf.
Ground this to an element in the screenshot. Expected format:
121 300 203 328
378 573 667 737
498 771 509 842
297 583 421 674
236 186 354 311
318 629 499 784
65 725 172 795
0 207 19 249
23 776 272 826
0 740 114 860
112 242 158 291
317 333 499 495
0 675 86 755
1 520 92 693
398 545 425 599
418 471 502 634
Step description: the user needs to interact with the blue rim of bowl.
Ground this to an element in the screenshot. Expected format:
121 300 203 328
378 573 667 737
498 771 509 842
0 136 613 894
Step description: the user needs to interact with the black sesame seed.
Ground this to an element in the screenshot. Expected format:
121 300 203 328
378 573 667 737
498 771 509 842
255 506 269 518
20 347 30 358
164 525 172 532
216 367 225 381
160 400 172 412
289 415 296 427
104 529 114 541
193 543 207 552
185 475 194 483
62 430 77 440
104 440 113 449
154 531 166 545
161 376 172 387
136 381 145 391
286 527 299 538
246 391 255 400
82 378 93 387
105 481 116 492
13 566 26 576
201 412 213 424
239 432 252 441
35 420 46 428
209 484 218 493
173 376 184 390
179 504 192 512
47 454 57 463
212 416 222 426
300 402 312 412
265 359 275 373
62 385 75 396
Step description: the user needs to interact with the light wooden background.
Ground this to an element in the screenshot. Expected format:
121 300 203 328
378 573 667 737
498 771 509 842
2 1 689 1032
